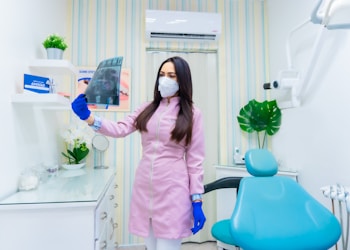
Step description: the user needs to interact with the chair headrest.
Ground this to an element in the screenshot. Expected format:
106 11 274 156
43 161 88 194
244 149 278 177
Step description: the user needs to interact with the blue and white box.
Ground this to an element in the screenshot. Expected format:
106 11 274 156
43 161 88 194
24 74 51 94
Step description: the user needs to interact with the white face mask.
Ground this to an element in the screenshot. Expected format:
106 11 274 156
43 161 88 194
158 76 179 98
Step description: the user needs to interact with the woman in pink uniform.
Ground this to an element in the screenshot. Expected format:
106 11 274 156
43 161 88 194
71 56 206 250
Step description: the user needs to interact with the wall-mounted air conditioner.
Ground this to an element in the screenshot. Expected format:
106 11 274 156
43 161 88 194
145 9 221 42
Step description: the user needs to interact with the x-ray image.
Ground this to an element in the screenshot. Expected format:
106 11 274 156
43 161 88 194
85 57 123 107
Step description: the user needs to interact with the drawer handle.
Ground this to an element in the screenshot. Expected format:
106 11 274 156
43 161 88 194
114 184 118 189
109 218 118 240
114 203 118 208
100 240 107 249
100 212 108 220
109 195 115 200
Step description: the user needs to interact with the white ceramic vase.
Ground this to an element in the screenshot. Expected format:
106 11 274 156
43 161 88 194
46 48 64 60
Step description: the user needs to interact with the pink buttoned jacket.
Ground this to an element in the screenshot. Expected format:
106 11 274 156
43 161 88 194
98 97 205 239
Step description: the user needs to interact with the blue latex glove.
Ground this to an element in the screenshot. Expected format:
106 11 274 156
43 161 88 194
191 202 206 234
71 94 91 120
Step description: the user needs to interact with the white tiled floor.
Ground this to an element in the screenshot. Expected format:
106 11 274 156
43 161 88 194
117 241 218 250
117 246 144 250
182 241 217 250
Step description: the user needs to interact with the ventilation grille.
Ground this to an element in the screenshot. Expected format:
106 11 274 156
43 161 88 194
150 32 217 41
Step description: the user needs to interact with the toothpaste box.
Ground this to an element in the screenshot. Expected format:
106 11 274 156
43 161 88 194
23 74 51 94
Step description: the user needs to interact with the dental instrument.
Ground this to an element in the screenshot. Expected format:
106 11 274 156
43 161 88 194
321 183 350 250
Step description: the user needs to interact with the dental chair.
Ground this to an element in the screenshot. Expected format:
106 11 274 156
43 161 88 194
204 176 242 249
206 149 341 250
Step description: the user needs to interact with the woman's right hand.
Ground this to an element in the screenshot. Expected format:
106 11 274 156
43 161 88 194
71 94 91 120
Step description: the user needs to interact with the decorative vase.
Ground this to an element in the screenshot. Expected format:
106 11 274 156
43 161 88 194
46 48 64 60
61 162 86 170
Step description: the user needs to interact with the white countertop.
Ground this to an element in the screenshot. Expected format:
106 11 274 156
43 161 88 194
0 168 115 206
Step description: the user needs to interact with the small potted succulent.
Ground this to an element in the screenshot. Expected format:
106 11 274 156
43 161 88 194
42 33 68 59
237 99 282 148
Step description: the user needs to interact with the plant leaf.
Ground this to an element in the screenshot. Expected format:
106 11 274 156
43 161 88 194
72 147 89 164
237 99 282 147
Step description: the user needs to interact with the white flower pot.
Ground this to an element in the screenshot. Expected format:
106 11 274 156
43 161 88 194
46 48 64 60
61 162 86 170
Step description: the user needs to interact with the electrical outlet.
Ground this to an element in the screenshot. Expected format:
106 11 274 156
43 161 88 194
234 147 245 165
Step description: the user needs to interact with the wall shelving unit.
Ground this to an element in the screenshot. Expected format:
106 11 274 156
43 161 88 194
11 59 76 108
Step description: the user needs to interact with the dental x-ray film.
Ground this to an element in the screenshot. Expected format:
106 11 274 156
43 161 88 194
84 57 123 108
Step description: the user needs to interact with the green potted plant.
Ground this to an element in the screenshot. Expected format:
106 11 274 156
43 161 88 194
237 99 282 148
60 124 93 170
42 33 68 59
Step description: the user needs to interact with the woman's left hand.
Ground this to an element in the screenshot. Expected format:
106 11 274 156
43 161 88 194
191 202 206 234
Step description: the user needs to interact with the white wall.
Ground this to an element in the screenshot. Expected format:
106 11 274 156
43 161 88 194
268 0 350 208
2 0 348 243
0 0 69 199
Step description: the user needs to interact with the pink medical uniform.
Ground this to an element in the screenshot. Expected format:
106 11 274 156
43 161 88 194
98 97 205 239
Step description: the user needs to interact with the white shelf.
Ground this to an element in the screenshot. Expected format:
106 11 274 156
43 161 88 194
29 59 77 76
12 60 76 109
11 93 70 108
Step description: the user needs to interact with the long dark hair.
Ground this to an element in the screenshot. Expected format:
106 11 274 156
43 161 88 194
135 56 194 145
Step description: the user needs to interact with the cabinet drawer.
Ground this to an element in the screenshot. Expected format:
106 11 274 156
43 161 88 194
95 180 118 241
106 182 117 213
106 182 118 247
95 222 108 250
95 196 108 239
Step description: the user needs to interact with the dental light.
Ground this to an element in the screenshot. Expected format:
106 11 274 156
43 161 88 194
264 0 350 109
312 0 350 29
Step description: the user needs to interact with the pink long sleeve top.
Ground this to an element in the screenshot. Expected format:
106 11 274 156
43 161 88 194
97 97 205 239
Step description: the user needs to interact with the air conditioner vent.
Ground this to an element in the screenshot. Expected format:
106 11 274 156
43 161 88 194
150 32 217 41
146 10 221 42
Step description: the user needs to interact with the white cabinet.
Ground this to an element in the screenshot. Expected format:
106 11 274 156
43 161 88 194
95 177 119 250
0 168 118 250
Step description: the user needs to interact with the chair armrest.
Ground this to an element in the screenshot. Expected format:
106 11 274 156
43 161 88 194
204 177 242 194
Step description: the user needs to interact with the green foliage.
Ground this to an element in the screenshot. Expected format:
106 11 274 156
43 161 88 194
42 34 68 50
61 142 89 164
237 99 282 148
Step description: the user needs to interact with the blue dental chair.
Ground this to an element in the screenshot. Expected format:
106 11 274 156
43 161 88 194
206 149 341 250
